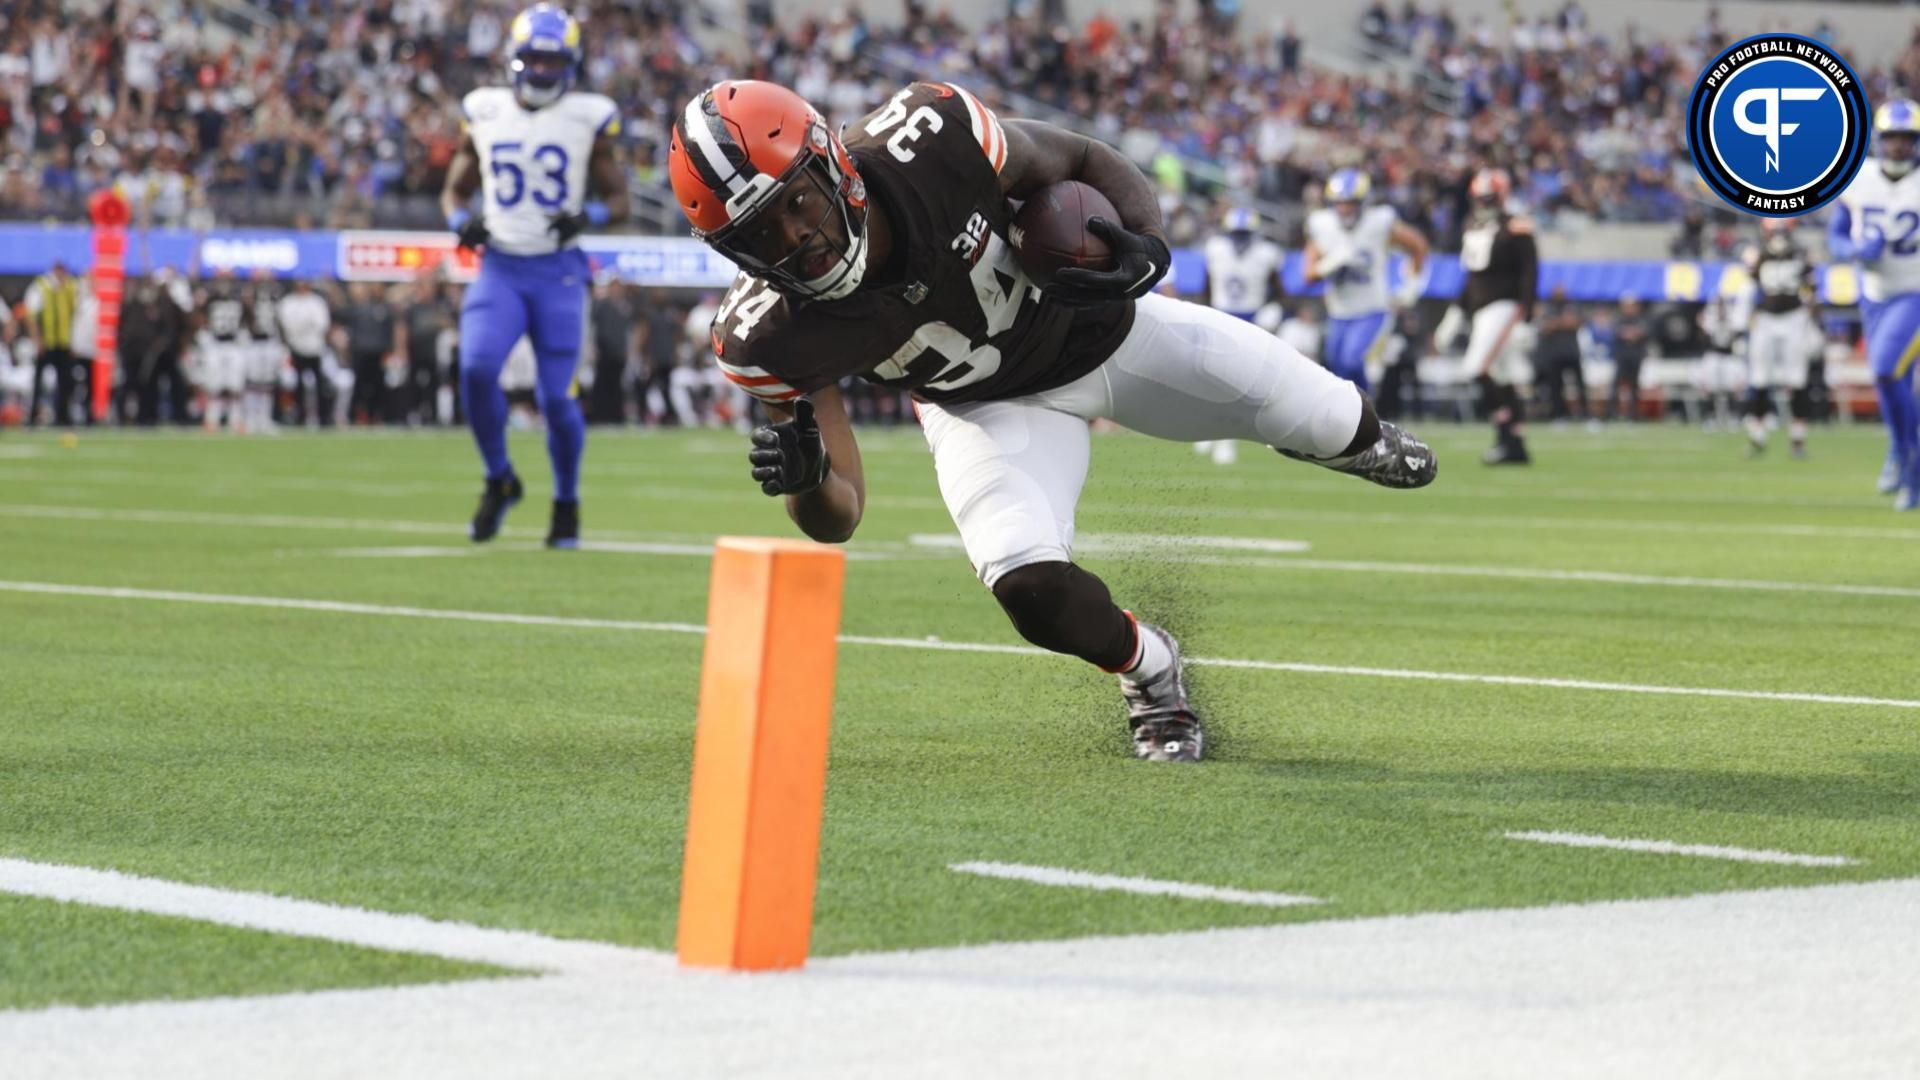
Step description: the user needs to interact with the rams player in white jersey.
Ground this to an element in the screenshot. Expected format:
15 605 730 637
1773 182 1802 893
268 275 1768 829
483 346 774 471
1194 208 1284 463
1831 98 1920 510
1302 168 1429 392
441 3 629 546
1201 208 1284 325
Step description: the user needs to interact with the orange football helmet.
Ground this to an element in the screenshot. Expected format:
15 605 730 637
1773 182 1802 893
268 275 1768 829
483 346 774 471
1468 167 1512 204
669 81 870 300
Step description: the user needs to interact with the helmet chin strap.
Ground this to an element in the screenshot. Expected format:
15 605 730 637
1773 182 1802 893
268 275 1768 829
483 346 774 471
806 226 869 301
1884 157 1915 179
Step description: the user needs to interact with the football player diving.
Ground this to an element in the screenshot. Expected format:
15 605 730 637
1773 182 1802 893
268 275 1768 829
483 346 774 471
670 80 1439 762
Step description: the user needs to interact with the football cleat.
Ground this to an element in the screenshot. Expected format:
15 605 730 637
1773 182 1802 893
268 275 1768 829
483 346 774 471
1898 486 1919 512
1121 623 1205 763
1879 452 1903 495
546 499 580 549
1481 440 1531 466
469 473 525 542
1278 420 1437 489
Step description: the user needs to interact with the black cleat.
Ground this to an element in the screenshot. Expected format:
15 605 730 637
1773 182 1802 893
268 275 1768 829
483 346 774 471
1481 440 1531 466
1121 623 1205 762
1280 420 1437 489
468 473 524 542
545 499 580 549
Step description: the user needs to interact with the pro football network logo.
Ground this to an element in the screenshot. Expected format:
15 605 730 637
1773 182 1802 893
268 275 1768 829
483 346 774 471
1686 33 1869 217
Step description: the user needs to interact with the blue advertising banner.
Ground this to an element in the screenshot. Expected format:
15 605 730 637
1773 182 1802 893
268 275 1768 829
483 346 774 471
0 222 1856 305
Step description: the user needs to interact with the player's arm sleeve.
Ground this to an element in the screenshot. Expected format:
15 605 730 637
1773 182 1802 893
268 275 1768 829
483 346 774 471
1827 202 1856 261
931 82 1007 174
711 303 814 404
716 352 807 405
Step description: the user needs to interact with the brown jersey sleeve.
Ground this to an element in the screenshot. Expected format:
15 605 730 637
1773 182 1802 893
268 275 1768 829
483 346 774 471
709 273 915 402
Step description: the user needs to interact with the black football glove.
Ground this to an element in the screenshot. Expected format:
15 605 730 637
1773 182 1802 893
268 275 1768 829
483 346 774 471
449 209 489 251
549 201 609 246
1046 217 1171 305
547 211 590 246
748 398 831 496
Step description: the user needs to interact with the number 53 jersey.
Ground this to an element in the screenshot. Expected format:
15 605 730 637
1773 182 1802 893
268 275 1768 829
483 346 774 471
709 81 1135 406
462 86 619 256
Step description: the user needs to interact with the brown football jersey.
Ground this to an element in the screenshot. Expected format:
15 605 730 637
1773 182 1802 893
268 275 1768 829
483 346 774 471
1460 214 1539 321
709 82 1134 406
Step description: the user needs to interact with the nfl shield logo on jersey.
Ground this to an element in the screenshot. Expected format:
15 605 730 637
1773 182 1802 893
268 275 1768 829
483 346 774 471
1687 33 1870 216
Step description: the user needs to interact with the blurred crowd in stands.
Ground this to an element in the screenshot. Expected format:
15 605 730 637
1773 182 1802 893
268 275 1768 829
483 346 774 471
0 0 1900 433
3 0 1917 247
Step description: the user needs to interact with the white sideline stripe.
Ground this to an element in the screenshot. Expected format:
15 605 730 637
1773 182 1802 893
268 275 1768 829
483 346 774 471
907 535 1920 601
950 861 1322 908
909 532 1312 554
1504 831 1862 868
0 504 922 560
7 579 1920 711
0 858 662 974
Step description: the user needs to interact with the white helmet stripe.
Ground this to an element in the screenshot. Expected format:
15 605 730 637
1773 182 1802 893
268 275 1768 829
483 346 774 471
682 96 747 198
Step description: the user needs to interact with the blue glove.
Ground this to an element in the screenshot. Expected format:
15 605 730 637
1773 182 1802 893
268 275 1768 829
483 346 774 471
1859 230 1887 263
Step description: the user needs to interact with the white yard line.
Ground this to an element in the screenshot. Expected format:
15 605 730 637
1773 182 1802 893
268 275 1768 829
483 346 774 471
1187 556 1920 601
905 535 1920 600
908 532 1311 554
5 579 1918 711
1504 831 1863 868
0 580 711 636
949 862 1321 907
0 858 662 975
321 546 480 558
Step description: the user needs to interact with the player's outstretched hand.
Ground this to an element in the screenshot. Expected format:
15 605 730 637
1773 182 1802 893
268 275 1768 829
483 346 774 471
1047 217 1171 305
448 209 489 251
748 398 831 496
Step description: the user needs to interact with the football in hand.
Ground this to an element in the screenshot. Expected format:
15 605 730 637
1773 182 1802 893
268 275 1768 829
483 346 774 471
1009 180 1119 284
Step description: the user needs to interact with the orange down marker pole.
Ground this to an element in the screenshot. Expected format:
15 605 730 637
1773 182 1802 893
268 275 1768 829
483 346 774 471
677 537 845 971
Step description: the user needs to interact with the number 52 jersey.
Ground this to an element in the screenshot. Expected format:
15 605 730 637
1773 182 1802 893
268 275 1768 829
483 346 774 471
709 81 1135 406
1835 166 1920 302
462 86 619 256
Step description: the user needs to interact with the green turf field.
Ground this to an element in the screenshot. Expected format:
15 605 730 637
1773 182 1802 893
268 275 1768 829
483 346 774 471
2 421 1916 1009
